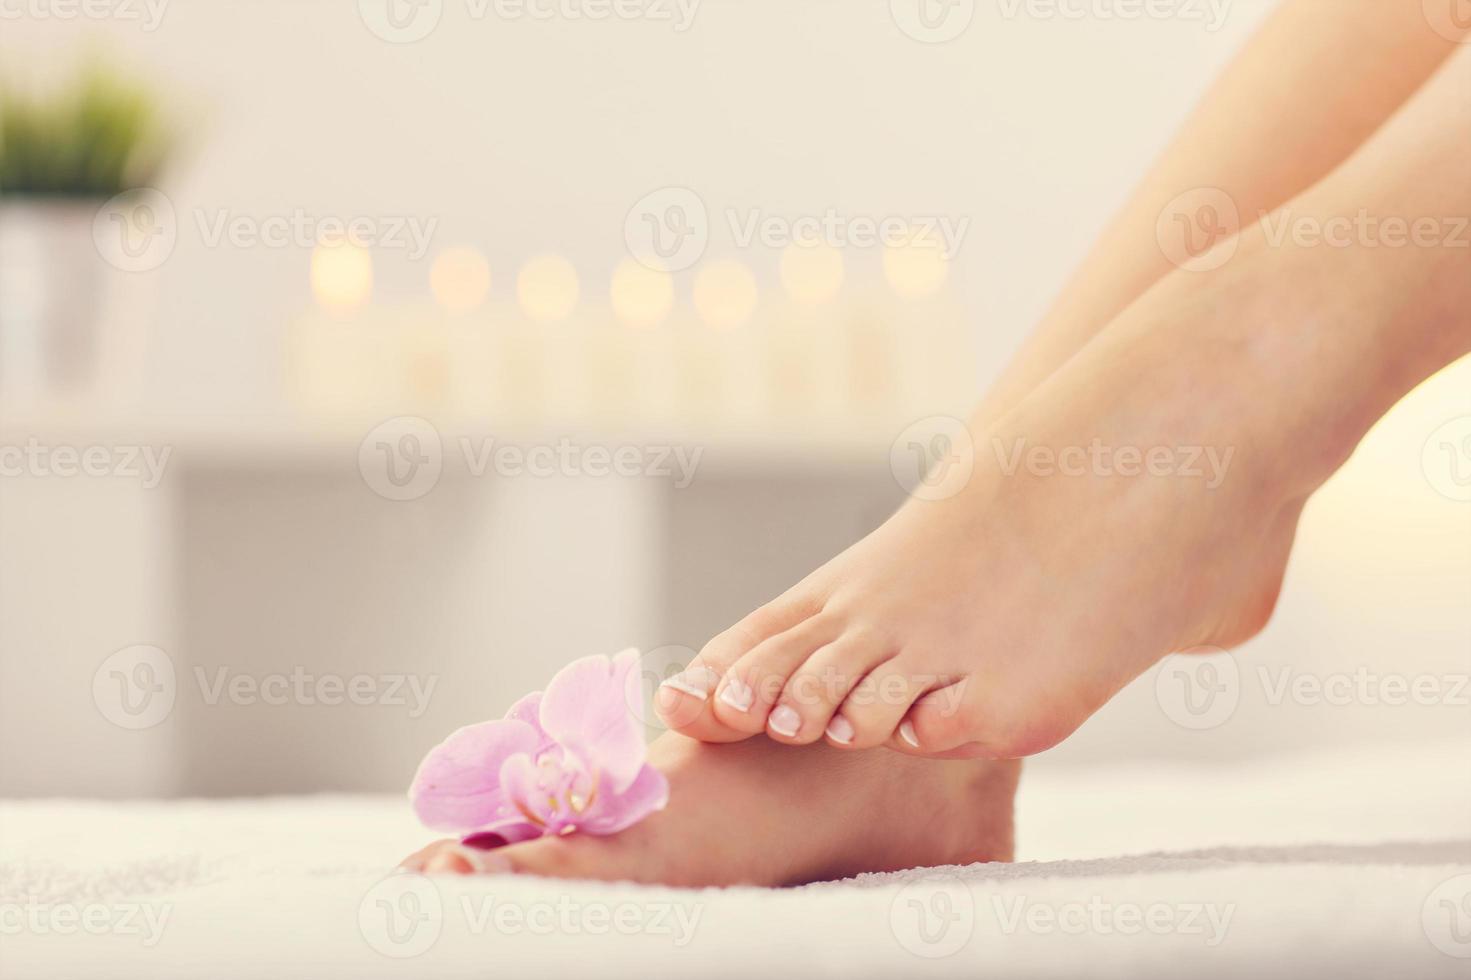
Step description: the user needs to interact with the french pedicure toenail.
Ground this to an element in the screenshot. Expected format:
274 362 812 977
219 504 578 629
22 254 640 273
718 677 754 712
768 704 801 738
660 665 719 700
898 721 920 749
825 715 855 745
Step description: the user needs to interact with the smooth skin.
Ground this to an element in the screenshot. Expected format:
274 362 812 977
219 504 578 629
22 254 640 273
655 8 1471 759
408 4 1471 883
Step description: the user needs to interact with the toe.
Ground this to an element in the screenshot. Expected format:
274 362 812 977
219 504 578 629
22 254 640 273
903 678 1081 759
655 592 820 741
829 657 937 749
772 629 890 744
899 679 982 755
712 613 844 735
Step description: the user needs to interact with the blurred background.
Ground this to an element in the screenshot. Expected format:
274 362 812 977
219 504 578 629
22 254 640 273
0 0 1466 801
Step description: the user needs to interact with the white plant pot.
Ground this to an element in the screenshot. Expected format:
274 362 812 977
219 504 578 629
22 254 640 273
0 198 107 397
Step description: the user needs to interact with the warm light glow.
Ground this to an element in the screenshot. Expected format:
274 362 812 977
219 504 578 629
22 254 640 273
609 258 674 328
779 243 844 306
692 259 757 328
883 230 949 297
311 242 373 314
430 247 491 313
517 253 580 321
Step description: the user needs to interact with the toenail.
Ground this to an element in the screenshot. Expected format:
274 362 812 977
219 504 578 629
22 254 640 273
660 665 719 699
825 715 855 745
898 720 920 749
718 677 754 712
768 704 801 738
461 831 508 850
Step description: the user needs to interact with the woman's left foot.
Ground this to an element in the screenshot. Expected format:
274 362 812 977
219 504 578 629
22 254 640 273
399 731 1018 886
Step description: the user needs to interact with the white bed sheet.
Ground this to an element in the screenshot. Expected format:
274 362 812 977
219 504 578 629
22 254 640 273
2 738 1468 979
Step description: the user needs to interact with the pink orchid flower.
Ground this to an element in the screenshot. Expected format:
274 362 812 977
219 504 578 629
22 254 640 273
409 648 668 845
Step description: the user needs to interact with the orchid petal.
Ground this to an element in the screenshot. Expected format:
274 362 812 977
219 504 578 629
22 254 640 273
408 719 540 833
538 649 647 793
576 764 670 835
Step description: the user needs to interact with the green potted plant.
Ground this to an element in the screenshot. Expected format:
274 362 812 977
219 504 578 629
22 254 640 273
0 66 169 396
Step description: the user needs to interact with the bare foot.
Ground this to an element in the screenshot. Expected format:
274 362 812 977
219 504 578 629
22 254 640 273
653 267 1314 760
399 732 1018 886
